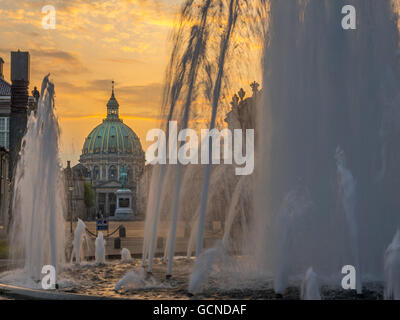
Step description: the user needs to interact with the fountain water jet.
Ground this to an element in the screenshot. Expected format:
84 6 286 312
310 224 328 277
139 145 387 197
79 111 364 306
95 232 106 265
121 248 132 263
301 267 321 300
384 229 400 300
335 146 361 293
142 0 264 277
252 0 400 289
7 75 65 285
273 188 313 294
70 219 88 265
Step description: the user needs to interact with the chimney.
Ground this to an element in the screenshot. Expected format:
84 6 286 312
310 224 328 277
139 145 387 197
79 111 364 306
9 51 30 179
0 57 3 79
11 51 30 83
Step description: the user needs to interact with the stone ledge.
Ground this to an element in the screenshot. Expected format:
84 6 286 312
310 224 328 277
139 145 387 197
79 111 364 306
0 282 121 300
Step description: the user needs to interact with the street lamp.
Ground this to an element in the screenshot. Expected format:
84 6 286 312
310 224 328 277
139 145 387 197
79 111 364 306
68 185 73 233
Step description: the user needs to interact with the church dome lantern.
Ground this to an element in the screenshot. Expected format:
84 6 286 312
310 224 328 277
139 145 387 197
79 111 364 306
107 80 119 120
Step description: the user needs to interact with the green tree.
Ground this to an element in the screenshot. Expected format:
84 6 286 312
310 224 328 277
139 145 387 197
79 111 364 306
84 182 95 219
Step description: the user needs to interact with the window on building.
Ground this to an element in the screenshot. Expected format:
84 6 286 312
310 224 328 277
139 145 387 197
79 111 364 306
93 166 100 180
0 117 9 149
109 165 117 180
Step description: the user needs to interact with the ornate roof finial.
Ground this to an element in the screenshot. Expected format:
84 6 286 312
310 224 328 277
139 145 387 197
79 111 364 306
250 81 260 96
238 88 246 101
107 80 119 120
231 93 239 108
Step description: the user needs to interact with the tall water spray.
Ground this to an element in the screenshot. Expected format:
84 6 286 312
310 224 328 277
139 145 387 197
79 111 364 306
252 0 400 285
142 0 263 275
8 75 65 283
335 147 361 293
142 0 400 290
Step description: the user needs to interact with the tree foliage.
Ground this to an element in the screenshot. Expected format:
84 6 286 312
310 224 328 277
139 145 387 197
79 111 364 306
84 182 95 208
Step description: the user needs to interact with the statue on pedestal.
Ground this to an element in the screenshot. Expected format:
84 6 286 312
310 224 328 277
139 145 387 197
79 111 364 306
110 165 134 221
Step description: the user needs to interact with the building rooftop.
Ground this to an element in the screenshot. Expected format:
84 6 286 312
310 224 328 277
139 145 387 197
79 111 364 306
0 78 11 96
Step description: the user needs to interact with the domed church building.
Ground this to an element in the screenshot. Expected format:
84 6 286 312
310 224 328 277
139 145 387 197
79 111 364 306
79 82 145 218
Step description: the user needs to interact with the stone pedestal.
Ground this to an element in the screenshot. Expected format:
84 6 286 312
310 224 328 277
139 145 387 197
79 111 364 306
110 189 134 221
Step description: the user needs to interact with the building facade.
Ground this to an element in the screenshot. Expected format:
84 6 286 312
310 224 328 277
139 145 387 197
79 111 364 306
0 52 38 228
0 53 38 176
78 83 145 219
0 58 11 150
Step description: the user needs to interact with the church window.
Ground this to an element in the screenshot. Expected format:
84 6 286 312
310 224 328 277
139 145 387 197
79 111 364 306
93 166 100 180
109 165 117 180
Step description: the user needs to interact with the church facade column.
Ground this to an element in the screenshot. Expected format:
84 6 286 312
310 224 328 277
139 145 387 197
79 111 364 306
105 192 109 217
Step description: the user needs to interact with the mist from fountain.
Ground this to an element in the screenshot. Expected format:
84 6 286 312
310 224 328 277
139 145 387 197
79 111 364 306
251 0 400 288
270 187 313 293
186 165 238 258
222 175 253 253
114 267 161 292
335 146 361 293
384 229 400 300
188 241 229 295
7 75 66 285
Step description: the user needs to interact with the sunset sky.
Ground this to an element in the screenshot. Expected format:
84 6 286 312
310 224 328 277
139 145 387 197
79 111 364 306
0 0 262 167
0 0 185 166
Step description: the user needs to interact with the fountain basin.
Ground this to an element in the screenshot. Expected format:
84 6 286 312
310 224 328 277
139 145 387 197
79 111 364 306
1 257 385 300
0 282 118 300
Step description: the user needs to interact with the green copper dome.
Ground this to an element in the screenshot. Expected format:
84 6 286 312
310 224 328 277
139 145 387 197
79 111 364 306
82 83 142 155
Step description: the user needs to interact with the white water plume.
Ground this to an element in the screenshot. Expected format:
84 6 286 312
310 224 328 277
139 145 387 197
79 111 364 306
95 232 106 265
301 267 321 300
70 218 88 265
121 248 132 263
7 75 65 284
